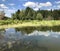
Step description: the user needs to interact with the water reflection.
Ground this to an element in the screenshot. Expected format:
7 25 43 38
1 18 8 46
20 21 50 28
15 26 60 34
4 28 27 40
0 28 60 51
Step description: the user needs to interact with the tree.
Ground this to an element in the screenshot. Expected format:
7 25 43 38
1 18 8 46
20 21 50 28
53 10 60 20
12 9 20 20
19 10 25 20
36 13 43 20
11 7 60 20
25 7 35 20
25 7 31 16
16 9 20 20
33 11 37 20
46 15 54 20
12 13 16 20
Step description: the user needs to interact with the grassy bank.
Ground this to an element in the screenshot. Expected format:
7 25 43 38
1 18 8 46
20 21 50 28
0 20 60 29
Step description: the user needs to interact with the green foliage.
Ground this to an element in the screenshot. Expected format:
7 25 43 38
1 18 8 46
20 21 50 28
36 13 43 20
19 10 25 20
52 10 60 20
12 9 20 20
11 7 60 20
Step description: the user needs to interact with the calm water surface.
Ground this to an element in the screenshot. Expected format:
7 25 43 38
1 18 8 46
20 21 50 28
0 27 60 51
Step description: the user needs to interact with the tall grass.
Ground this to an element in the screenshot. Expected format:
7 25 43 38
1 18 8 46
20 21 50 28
0 20 60 29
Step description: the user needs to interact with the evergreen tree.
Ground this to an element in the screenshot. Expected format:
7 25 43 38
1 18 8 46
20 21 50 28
11 7 60 20
36 13 43 20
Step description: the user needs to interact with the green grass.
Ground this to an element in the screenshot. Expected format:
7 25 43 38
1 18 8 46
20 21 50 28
0 20 60 29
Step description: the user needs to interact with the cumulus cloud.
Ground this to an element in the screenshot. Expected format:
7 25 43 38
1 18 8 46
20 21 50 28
34 8 39 11
40 2 52 7
55 1 60 4
0 4 8 9
23 2 36 7
5 9 17 17
23 1 52 11
23 1 52 7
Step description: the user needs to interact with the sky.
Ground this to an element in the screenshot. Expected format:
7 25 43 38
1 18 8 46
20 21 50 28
0 0 60 17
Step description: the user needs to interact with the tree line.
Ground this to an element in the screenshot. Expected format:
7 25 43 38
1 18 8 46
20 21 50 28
12 7 60 20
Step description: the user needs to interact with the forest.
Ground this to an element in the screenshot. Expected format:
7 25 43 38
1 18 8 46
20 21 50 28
0 7 60 29
12 7 60 20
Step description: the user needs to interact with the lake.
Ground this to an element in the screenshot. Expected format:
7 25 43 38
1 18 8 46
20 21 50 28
0 26 60 51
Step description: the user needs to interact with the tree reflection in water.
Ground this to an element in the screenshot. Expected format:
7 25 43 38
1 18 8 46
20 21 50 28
0 26 60 51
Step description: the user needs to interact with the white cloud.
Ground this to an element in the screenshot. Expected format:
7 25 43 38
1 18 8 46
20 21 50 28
55 1 60 4
53 5 60 9
2 0 6 2
47 9 51 11
9 3 15 6
23 2 40 11
8 9 16 13
23 1 52 7
23 2 36 8
34 8 39 11
57 5 60 8
23 1 52 11
0 3 16 17
0 4 8 9
40 2 52 7
5 9 17 17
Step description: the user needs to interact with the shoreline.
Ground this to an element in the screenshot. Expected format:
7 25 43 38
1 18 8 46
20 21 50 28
0 20 60 29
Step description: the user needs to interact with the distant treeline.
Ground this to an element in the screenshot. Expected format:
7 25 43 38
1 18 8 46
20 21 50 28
12 7 60 20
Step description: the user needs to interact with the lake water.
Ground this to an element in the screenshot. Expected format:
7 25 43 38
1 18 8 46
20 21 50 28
0 27 60 51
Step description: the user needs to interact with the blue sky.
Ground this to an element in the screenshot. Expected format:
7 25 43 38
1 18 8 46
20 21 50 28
0 0 60 17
